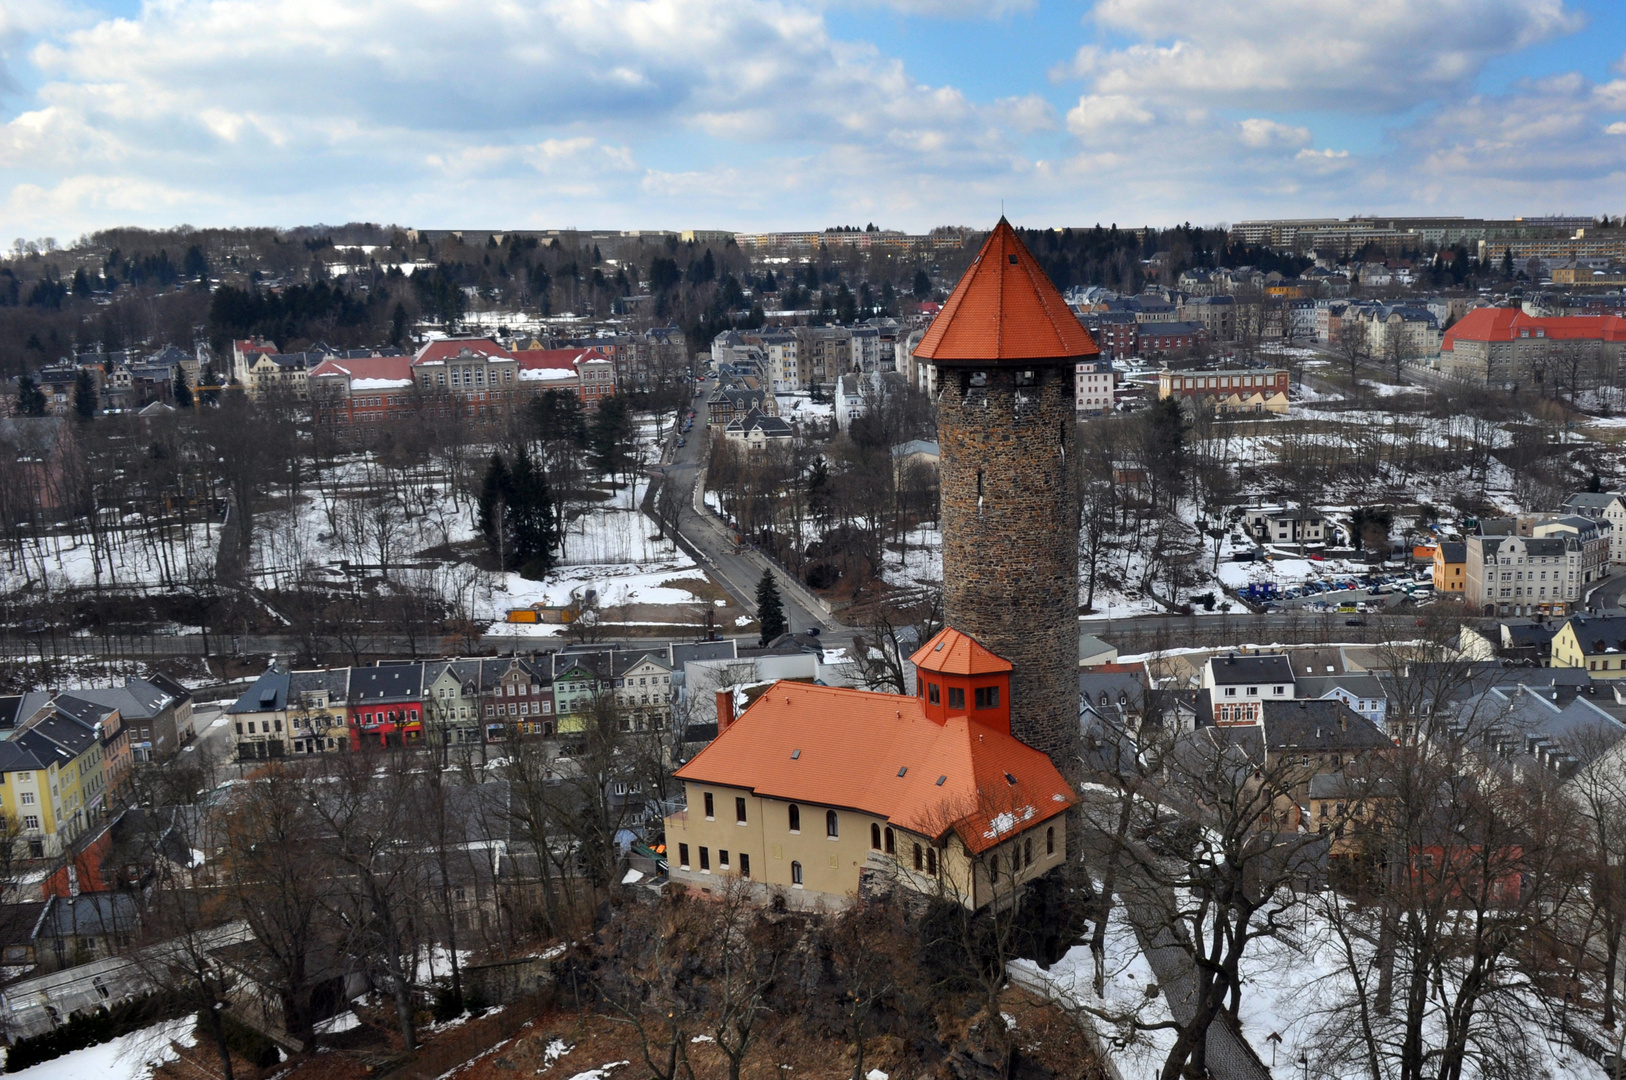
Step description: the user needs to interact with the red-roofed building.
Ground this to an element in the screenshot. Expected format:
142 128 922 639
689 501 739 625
512 347 616 409
665 629 1073 910
309 355 418 428
1440 307 1626 386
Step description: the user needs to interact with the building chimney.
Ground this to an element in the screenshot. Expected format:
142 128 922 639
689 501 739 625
717 688 736 734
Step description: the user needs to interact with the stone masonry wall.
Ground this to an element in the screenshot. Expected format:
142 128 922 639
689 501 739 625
937 361 1081 782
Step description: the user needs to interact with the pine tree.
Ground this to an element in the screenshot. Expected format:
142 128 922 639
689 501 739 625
15 374 46 417
756 570 787 645
476 453 515 571
508 447 560 581
391 302 408 346
174 368 194 408
73 368 97 421
590 395 634 481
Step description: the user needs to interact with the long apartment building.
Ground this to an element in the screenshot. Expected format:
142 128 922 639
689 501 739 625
1438 307 1626 386
308 337 615 430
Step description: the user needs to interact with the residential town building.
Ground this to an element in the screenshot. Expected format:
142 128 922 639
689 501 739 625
1552 614 1626 679
1075 358 1115 415
1433 541 1467 594
1198 653 1296 726
1465 531 1589 617
1563 491 1626 564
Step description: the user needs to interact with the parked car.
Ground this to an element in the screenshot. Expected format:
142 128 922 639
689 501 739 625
1345 618 1368 626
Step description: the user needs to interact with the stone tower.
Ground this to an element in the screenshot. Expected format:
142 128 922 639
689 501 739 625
913 220 1095 781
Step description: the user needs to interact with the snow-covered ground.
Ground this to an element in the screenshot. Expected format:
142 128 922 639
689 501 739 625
1009 900 1175 1078
5 1015 196 1080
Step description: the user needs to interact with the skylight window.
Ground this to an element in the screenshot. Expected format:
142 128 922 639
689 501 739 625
897 767 908 777
791 749 801 760
936 775 947 786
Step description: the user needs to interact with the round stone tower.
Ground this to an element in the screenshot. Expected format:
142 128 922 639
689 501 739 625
913 219 1096 782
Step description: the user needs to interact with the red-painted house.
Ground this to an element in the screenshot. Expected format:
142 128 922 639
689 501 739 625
346 662 425 749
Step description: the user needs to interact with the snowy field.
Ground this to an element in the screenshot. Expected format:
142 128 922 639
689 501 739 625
6 1015 196 1080
1014 893 1611 1080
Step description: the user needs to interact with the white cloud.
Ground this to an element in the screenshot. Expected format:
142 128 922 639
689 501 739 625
835 0 1037 15
1608 122 1626 136
1238 118 1310 149
1075 0 1580 109
1066 94 1152 135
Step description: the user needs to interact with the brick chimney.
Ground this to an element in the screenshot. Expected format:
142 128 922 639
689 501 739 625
717 689 736 734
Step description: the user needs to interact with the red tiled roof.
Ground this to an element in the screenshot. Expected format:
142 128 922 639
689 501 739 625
514 347 608 371
914 219 1099 362
413 338 515 365
675 681 1073 853
308 355 415 384
1442 307 1626 351
235 339 278 356
910 627 1012 676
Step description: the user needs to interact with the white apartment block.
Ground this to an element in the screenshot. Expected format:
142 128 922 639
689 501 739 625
1076 359 1115 415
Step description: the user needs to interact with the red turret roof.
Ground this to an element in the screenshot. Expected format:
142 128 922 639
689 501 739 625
910 627 1013 675
914 219 1099 362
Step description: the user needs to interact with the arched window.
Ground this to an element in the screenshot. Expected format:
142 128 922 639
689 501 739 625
913 844 923 871
826 810 839 838
884 827 895 854
870 823 882 850
1024 837 1033 867
788 804 800 832
926 847 938 876
1046 827 1055 855
989 853 999 882
791 861 803 886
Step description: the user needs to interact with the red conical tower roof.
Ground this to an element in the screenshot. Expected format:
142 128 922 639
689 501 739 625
914 218 1100 362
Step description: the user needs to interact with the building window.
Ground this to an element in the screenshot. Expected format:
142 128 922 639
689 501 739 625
19 792 34 806
704 792 715 819
1024 837 1033 866
679 844 689 869
913 844 923 870
870 823 882 850
699 847 710 872
788 804 800 832
791 860 803 886
1046 826 1055 855
989 853 999 883
735 797 747 824
719 850 729 869
739 852 750 878
927 847 938 876
928 683 940 704
1224 687 1236 697
22 816 38 831
948 687 965 710
826 810 839 838
974 686 1000 709
884 827 895 854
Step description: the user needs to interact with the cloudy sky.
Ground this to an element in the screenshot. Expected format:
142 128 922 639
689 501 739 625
2 0 1625 237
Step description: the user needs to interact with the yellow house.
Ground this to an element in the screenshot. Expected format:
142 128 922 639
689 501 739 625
665 631 1074 910
1552 614 1626 679
0 711 107 859
1433 541 1466 593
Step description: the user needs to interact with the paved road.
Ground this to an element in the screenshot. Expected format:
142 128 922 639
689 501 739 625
1586 574 1626 614
655 377 838 639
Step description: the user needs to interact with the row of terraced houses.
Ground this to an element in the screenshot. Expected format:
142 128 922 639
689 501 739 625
224 643 740 762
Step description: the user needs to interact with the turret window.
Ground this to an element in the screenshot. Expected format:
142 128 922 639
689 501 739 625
947 688 965 710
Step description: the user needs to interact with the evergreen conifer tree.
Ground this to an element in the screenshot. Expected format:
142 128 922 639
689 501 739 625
508 446 560 580
756 570 787 645
174 368 194 408
476 453 514 571
15 374 46 417
72 369 97 420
